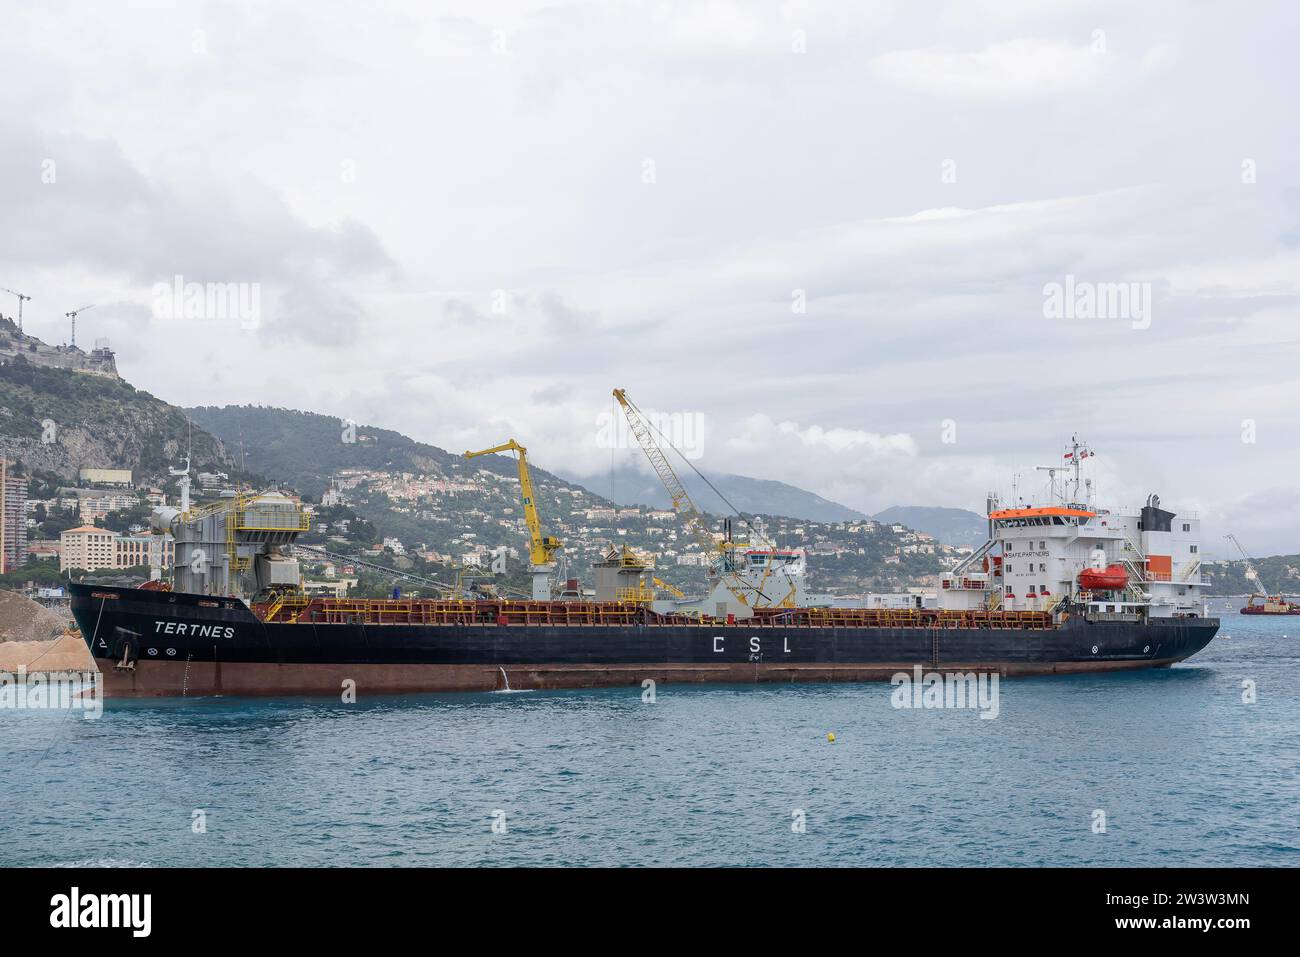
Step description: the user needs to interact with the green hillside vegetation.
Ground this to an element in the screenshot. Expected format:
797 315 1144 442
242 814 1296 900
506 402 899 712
0 358 233 484
1203 556 1300 595
187 405 586 500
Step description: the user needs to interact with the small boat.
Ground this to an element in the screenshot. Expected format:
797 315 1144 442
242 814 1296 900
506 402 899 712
1240 595 1300 615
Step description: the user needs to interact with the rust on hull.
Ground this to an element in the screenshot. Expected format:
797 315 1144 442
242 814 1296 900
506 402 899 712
99 655 1189 698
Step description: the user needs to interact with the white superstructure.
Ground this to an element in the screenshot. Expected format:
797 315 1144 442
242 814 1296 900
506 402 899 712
939 439 1206 620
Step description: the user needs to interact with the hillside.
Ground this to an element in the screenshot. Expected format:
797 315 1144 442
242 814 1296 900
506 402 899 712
874 506 988 547
186 405 601 502
558 463 868 523
1202 555 1300 595
0 354 234 485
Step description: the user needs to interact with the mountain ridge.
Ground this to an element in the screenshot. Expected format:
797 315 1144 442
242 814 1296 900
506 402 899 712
557 462 869 523
873 505 988 547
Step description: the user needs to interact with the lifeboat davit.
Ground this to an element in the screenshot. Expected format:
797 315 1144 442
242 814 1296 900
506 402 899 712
1078 565 1128 591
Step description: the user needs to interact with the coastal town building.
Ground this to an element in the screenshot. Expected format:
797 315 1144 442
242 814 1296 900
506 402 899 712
56 487 138 521
78 467 133 486
59 525 175 573
0 458 29 572
59 525 114 571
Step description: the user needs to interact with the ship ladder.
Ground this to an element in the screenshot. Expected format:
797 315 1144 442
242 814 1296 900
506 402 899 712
264 593 288 622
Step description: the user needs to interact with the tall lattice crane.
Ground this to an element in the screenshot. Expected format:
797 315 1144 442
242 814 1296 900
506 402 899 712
1225 533 1278 608
464 439 561 600
612 388 783 613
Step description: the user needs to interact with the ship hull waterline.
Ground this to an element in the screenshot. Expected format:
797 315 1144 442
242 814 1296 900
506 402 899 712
69 583 1220 698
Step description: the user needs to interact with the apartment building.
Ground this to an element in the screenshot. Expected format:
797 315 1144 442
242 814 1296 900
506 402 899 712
0 459 29 573
60 525 175 573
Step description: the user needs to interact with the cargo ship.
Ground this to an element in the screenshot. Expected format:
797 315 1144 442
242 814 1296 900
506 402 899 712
68 436 1218 697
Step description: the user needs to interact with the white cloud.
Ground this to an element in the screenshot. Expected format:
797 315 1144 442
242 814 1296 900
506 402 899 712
870 38 1104 99
1 1 1298 553
731 414 916 457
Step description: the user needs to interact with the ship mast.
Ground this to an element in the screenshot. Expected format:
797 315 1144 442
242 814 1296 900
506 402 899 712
1070 434 1083 502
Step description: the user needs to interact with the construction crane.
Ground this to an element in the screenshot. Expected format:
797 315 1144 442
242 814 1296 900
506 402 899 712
463 439 561 600
1224 533 1282 609
1 287 31 332
612 388 777 614
65 303 94 349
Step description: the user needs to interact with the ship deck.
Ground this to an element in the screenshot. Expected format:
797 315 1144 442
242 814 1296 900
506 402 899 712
253 596 1056 630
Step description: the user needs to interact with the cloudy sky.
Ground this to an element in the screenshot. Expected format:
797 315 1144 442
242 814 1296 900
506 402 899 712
2 0 1297 555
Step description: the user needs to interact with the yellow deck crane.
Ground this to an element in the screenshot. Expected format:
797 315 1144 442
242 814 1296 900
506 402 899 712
612 388 782 617
464 439 561 600
653 577 685 599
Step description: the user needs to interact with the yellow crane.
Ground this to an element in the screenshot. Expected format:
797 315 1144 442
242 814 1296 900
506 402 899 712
464 439 561 600
653 577 685 599
612 388 772 614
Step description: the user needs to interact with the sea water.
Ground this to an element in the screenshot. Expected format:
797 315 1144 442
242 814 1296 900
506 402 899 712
3 609 1296 867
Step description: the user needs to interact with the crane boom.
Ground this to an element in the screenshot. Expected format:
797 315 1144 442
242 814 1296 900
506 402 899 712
1225 533 1268 600
612 388 769 610
463 439 561 568
653 576 685 599
612 389 723 568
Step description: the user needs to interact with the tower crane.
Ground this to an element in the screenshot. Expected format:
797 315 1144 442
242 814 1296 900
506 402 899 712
463 439 561 600
1 287 31 332
65 303 94 349
612 388 785 615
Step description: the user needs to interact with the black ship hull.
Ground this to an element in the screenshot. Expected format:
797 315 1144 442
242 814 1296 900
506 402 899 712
69 583 1220 697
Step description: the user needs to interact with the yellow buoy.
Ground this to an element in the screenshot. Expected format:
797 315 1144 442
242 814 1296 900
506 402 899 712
827 732 836 743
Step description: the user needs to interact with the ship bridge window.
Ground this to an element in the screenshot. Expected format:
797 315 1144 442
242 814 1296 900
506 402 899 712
1183 523 1190 532
1190 545 1198 553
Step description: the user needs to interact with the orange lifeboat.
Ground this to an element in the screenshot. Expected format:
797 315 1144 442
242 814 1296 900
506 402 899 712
1078 565 1128 591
